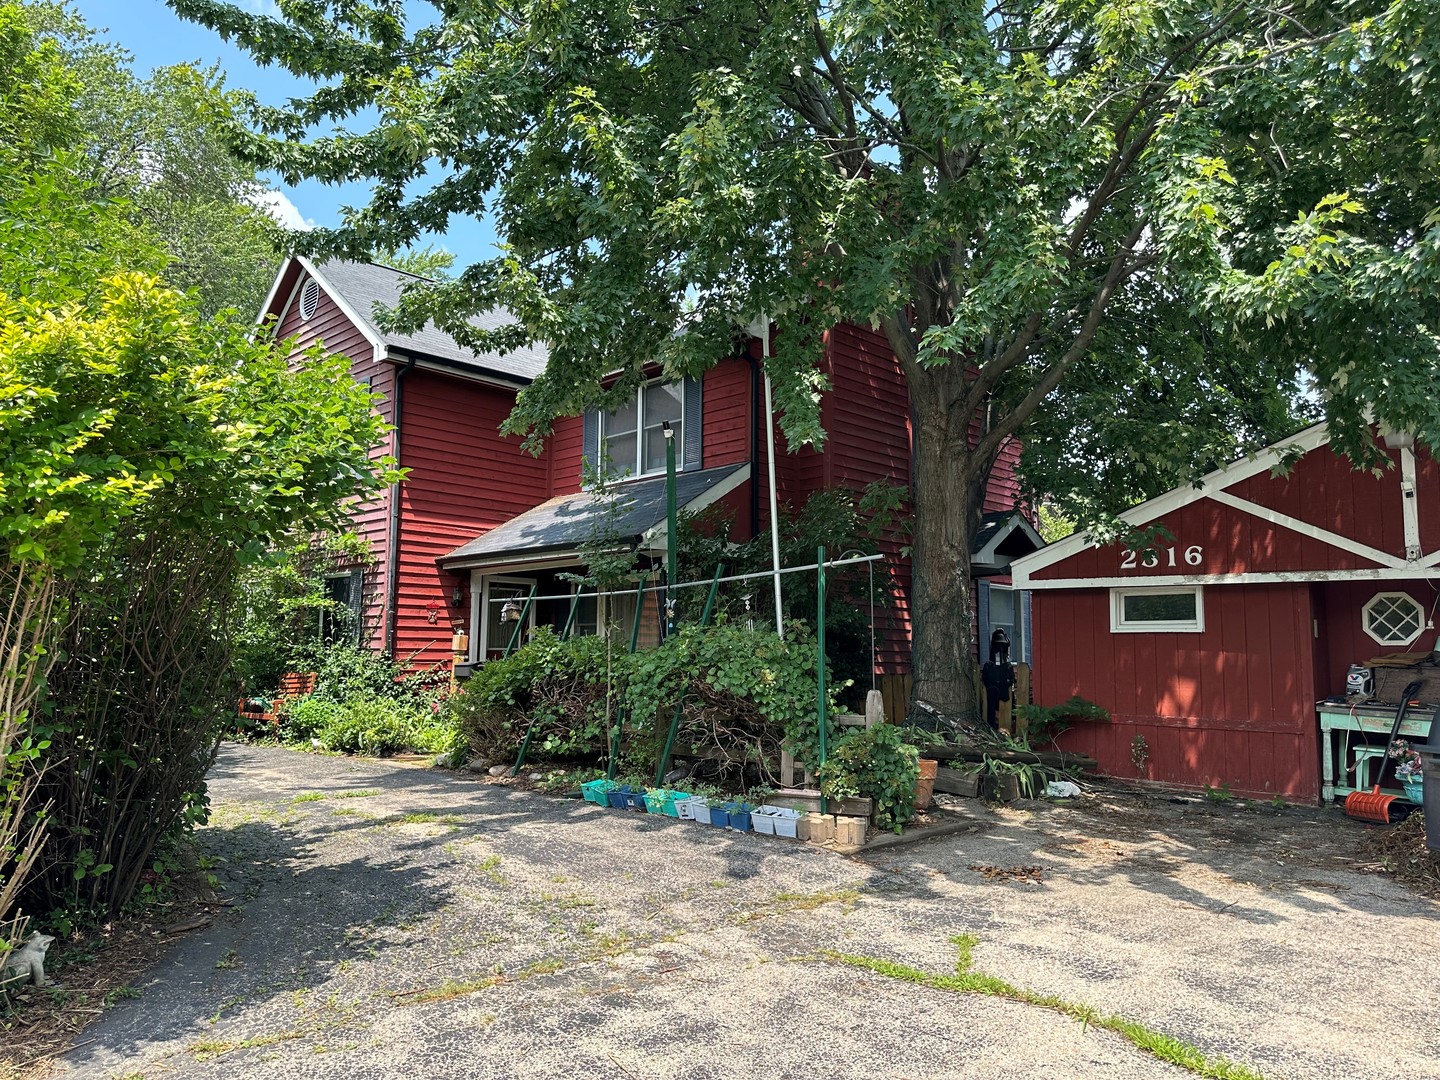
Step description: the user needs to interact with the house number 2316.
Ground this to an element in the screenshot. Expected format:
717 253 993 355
1120 545 1203 569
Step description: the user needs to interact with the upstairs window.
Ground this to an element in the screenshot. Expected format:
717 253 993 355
583 377 701 483
602 381 684 476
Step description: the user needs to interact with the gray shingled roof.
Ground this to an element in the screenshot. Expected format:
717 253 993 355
440 464 749 568
972 510 1044 570
314 259 548 381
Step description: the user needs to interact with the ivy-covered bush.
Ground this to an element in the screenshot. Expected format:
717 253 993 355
624 620 841 787
446 629 630 761
818 723 920 833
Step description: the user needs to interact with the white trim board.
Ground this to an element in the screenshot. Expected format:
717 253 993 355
296 255 387 365
1021 567 1440 590
1011 422 1332 580
1201 489 1403 568
640 463 753 550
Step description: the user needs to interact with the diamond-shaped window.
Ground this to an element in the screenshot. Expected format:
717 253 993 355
1362 592 1424 646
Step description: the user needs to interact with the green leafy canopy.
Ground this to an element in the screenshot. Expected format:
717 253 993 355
170 0 1440 706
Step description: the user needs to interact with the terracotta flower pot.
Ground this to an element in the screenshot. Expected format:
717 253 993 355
915 758 939 810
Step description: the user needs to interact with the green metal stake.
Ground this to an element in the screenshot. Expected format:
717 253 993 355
606 575 650 780
654 563 723 786
560 587 584 641
664 423 678 639
506 584 542 775
817 544 829 814
502 584 537 658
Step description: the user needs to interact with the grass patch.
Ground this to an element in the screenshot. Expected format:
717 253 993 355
187 1029 304 1061
735 887 861 923
395 975 504 1005
291 792 327 803
335 789 380 799
827 936 1265 1080
380 812 464 827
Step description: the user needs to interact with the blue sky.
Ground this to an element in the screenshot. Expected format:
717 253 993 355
70 0 500 262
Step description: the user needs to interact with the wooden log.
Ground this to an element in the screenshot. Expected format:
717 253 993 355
934 767 982 798
919 743 1097 771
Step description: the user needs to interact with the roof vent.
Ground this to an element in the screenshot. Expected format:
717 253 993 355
298 277 321 322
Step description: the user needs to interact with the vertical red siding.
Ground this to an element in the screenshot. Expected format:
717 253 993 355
392 372 551 667
1314 578 1440 694
1034 583 1319 799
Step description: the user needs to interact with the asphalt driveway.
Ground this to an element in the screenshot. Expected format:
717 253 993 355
53 744 1440 1080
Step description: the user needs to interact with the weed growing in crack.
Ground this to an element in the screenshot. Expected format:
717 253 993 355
827 935 1265 1080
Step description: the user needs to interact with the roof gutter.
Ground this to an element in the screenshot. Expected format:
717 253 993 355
384 355 418 658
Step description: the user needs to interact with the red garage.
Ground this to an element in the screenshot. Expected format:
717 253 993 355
1012 423 1440 802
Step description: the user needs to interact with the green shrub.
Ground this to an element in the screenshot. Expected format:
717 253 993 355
446 629 626 760
818 723 919 833
309 696 423 756
282 697 343 741
309 645 407 704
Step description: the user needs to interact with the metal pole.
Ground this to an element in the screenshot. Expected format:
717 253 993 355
607 576 650 780
502 585 537 658
654 563 724 786
817 544 829 814
506 584 541 774
560 587 584 641
664 423 677 639
762 326 784 639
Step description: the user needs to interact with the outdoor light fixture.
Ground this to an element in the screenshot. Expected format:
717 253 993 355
450 587 464 607
1383 430 1415 450
500 598 523 623
662 420 673 440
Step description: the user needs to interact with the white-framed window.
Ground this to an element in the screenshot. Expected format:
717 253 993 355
1109 586 1205 633
601 381 684 477
1362 591 1425 646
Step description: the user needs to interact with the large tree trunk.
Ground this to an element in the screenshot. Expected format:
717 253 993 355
906 377 991 721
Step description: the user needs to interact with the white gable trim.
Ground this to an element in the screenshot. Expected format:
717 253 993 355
295 255 387 365
974 513 1045 566
1025 567 1440 590
254 255 299 328
641 463 753 550
1203 489 1405 569
1011 422 1332 585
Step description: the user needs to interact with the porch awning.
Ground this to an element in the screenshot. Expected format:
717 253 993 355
438 462 750 571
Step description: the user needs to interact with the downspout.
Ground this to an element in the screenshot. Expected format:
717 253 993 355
384 356 418 658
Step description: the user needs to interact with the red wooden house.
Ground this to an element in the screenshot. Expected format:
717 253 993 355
1012 422 1440 801
259 256 1039 679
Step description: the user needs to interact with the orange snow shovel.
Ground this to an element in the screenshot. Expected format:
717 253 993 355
1345 679 1425 824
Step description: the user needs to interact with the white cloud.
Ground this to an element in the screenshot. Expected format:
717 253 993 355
250 189 315 232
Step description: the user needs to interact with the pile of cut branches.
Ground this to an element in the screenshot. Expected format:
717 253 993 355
1368 813 1440 898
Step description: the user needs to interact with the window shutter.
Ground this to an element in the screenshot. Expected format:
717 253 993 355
581 409 599 482
682 375 702 470
348 569 365 644
976 580 992 664
1020 589 1032 665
